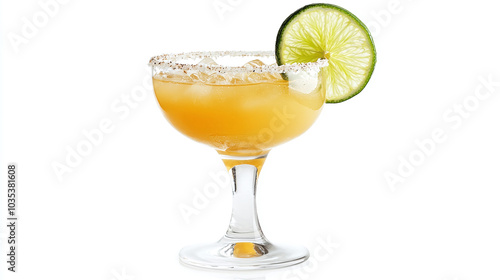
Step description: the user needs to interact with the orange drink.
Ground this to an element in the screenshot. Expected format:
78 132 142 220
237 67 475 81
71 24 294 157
153 64 324 156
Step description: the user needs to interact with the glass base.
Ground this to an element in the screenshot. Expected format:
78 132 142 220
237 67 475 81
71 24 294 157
179 240 309 270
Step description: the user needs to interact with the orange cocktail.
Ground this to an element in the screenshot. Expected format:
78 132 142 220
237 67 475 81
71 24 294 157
153 67 324 156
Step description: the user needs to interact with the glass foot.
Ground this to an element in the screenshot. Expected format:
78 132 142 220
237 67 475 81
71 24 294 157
179 240 309 270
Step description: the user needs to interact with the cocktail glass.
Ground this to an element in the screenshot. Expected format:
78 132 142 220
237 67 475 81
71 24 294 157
150 51 327 270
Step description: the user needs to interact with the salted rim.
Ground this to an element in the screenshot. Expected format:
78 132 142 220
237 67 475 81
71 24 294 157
149 51 328 74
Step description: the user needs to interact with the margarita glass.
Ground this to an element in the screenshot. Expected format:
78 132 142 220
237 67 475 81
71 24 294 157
150 51 327 270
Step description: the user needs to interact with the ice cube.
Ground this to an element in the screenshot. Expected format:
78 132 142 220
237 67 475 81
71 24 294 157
243 59 266 67
187 83 212 95
155 72 172 81
189 72 209 82
197 57 217 65
244 73 264 83
229 76 246 85
240 71 282 84
207 74 231 85
178 74 194 83
240 59 283 83
287 71 319 94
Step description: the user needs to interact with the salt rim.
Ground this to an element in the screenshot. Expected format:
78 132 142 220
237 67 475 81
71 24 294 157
149 51 328 74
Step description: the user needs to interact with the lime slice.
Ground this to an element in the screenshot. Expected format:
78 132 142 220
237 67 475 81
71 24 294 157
276 3 376 103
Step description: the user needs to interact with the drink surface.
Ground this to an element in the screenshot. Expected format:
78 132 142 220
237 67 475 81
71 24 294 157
153 69 324 156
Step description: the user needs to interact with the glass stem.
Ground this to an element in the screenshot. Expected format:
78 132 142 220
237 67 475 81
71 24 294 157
220 155 269 245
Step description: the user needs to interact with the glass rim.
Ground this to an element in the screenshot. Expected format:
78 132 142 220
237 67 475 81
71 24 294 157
149 51 328 74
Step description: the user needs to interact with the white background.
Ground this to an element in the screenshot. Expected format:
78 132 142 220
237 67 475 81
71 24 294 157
1 0 500 279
